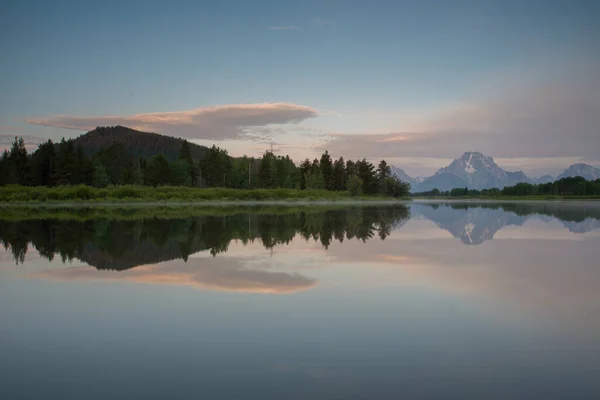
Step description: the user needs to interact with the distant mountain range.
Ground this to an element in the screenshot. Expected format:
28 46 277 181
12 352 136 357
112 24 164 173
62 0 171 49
392 152 600 192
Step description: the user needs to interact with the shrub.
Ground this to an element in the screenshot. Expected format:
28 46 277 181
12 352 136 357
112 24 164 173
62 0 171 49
346 174 363 197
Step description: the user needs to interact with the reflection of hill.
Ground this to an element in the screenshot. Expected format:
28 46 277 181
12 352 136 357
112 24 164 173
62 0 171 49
411 202 600 244
0 206 410 268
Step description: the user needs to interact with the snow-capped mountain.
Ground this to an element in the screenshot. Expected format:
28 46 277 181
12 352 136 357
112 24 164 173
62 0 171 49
416 152 532 191
556 164 600 181
390 154 598 192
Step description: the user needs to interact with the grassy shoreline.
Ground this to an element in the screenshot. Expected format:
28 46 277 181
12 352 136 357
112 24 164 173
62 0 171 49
2 185 598 205
0 185 408 204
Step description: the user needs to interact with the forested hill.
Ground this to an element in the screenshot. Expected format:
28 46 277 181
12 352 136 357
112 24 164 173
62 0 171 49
72 126 210 161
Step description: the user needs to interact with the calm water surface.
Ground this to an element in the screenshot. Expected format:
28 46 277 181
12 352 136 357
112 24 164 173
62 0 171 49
1 202 599 399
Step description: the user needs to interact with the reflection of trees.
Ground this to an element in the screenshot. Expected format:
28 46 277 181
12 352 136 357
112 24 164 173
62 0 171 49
0 206 410 268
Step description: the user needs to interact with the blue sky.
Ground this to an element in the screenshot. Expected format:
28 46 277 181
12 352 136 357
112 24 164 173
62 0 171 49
1 0 599 176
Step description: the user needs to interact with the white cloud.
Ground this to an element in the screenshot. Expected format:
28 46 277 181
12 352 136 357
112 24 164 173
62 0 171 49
25 103 319 141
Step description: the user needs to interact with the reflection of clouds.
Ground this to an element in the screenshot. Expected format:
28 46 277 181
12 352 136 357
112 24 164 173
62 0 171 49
31 256 317 294
325 233 600 330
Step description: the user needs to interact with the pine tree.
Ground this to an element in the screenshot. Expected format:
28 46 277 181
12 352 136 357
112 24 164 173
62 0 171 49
299 159 311 189
259 151 276 188
9 137 31 185
145 154 171 186
0 149 12 185
332 157 345 191
319 151 333 190
356 159 377 194
55 139 76 185
377 159 392 194
178 140 193 163
31 140 56 187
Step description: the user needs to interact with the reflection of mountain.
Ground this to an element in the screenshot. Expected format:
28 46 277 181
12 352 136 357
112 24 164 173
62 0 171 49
0 206 410 268
411 204 527 244
410 202 600 244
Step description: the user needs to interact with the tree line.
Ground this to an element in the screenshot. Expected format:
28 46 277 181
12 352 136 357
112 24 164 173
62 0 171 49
413 176 600 197
0 136 410 197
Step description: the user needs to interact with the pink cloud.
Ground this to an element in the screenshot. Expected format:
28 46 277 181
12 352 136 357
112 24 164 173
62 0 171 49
25 103 319 141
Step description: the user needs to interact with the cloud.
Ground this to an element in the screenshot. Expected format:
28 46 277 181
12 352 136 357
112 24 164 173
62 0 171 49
0 133 45 152
25 103 319 141
32 256 318 294
323 224 600 329
319 69 600 171
266 25 297 30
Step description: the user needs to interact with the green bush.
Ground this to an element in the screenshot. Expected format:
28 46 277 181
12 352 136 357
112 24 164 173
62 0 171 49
346 175 364 197
0 184 402 203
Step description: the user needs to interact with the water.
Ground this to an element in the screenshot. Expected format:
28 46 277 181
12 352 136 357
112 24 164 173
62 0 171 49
1 201 599 399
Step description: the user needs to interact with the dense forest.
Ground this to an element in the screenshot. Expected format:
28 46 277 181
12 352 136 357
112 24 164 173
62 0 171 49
413 176 600 197
0 132 410 198
0 206 410 267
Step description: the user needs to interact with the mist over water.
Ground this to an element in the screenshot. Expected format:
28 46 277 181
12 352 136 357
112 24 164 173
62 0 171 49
1 202 599 399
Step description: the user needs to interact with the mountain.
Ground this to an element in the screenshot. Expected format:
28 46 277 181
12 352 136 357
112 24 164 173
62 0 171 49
415 152 532 192
390 166 417 187
556 164 600 181
534 175 555 184
71 125 210 161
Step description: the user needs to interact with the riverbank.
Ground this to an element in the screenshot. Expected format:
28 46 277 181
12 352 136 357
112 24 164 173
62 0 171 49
412 195 600 201
0 185 407 204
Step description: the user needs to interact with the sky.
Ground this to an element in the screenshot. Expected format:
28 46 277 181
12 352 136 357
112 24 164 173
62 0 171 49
1 0 599 177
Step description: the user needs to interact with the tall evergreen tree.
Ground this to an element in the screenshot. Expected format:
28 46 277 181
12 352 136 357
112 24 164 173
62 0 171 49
356 159 377 195
178 140 197 185
299 158 311 189
145 154 171 186
201 145 230 187
9 137 30 185
319 151 333 190
332 157 345 191
259 151 276 188
30 140 56 187
376 159 392 194
178 140 193 163
55 139 76 185
0 149 12 185
345 160 356 178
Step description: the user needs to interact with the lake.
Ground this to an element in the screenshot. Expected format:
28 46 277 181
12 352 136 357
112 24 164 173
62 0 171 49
1 201 599 399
